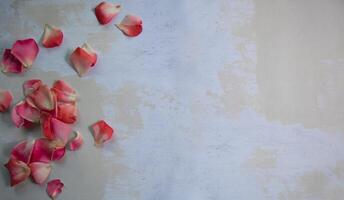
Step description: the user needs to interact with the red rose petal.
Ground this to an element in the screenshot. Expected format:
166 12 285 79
91 120 114 145
57 102 77 124
4 157 31 187
23 79 42 96
11 38 39 68
28 84 56 111
68 131 83 151
47 179 64 199
52 80 77 103
16 101 41 123
0 89 13 112
95 2 121 25
29 162 52 184
11 140 34 164
70 43 97 77
42 24 63 48
1 49 24 73
116 15 143 37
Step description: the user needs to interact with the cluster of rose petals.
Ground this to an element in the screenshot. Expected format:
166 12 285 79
4 79 83 188
1 39 39 73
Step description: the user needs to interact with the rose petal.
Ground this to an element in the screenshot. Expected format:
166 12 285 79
11 38 39 68
23 79 42 96
68 131 83 151
91 120 114 145
1 49 24 73
28 84 56 111
11 101 35 128
95 2 121 25
29 162 52 184
52 80 77 103
42 115 72 144
42 24 63 48
16 101 41 123
4 157 31 187
0 89 13 112
30 138 65 163
11 140 34 163
56 102 77 124
47 179 64 199
116 15 143 37
70 43 97 77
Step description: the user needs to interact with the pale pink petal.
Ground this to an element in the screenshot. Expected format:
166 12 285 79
68 131 83 151
1 49 24 73
52 80 77 103
116 15 143 37
11 101 35 128
42 24 63 48
70 43 97 77
28 84 56 111
23 79 42 96
47 179 64 199
11 140 35 164
0 89 13 112
4 157 31 187
56 102 77 124
29 162 52 184
95 2 121 25
11 38 39 68
91 120 114 145
16 101 41 123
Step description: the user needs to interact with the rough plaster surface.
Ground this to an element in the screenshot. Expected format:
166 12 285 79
1 0 344 199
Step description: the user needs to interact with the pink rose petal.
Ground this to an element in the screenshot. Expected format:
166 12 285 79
70 43 97 77
29 162 52 184
11 38 39 68
4 157 31 187
0 89 13 112
42 24 63 48
23 79 42 96
91 120 114 145
116 15 143 37
52 80 77 103
47 179 64 199
68 131 83 151
95 2 121 25
1 49 24 73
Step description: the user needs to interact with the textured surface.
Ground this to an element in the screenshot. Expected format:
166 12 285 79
1 0 344 199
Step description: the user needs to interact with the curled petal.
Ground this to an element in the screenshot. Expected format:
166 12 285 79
52 80 77 103
91 120 114 145
28 84 56 111
47 179 64 199
116 15 143 37
4 157 31 187
0 89 13 112
51 146 66 161
68 131 83 151
30 138 65 163
11 140 35 163
42 24 63 48
11 38 39 68
70 43 97 77
57 102 77 124
29 162 52 184
23 79 42 96
1 49 24 73
16 101 41 123
95 2 121 25
11 101 35 128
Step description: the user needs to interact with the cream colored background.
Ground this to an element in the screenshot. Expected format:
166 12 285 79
1 0 344 199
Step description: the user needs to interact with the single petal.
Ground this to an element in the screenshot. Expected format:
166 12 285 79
23 79 42 96
41 113 54 140
95 2 121 25
4 157 31 187
51 146 66 161
11 140 35 163
91 120 114 145
1 49 24 73
46 179 64 199
16 101 41 123
70 43 97 77
28 84 56 111
68 131 83 151
11 38 39 68
41 114 72 144
52 80 77 103
11 101 35 128
0 89 13 112
42 24 63 48
29 162 52 184
56 102 77 124
116 15 143 37
30 138 65 163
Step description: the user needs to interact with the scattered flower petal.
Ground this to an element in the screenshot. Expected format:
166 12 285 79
47 179 64 199
4 157 31 187
16 101 41 123
30 138 65 163
29 162 52 184
42 24 63 48
42 114 72 144
11 101 35 128
57 102 77 124
70 43 97 77
11 140 34 163
91 120 114 145
23 79 42 96
0 89 13 112
52 80 77 103
116 15 143 37
95 2 121 25
68 131 83 151
1 49 24 73
11 38 39 68
28 84 56 111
